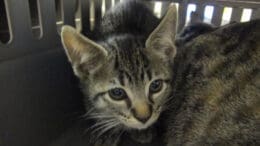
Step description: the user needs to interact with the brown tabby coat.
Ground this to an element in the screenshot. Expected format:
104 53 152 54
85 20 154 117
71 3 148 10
164 20 260 146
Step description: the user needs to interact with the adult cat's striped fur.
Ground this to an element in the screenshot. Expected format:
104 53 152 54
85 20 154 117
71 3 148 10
164 19 260 146
61 0 259 145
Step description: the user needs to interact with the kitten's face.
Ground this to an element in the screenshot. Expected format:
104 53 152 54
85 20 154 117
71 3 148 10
82 37 173 129
61 5 177 130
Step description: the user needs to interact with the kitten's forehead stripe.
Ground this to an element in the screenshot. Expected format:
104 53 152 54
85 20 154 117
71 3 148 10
114 52 119 69
118 70 125 86
108 35 152 85
140 52 149 68
140 69 145 81
124 71 133 83
146 69 152 80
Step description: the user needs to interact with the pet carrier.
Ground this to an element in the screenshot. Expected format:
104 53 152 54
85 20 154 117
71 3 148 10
0 0 259 146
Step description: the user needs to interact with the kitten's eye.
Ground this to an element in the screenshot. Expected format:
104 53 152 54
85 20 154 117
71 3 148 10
149 79 163 93
108 88 127 100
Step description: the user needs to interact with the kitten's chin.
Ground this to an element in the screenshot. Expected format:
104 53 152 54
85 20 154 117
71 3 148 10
127 123 153 130
121 112 161 130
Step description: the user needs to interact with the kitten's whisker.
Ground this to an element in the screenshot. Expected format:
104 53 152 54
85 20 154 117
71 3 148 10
84 119 115 134
90 115 115 119
84 122 108 134
88 112 114 117
89 119 116 129
96 122 119 139
83 113 114 121
80 108 96 119
91 120 118 134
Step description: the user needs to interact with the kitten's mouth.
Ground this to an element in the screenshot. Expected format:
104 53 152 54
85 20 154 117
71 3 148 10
120 111 161 130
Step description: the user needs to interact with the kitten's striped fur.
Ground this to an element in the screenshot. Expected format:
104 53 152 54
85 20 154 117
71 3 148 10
61 0 259 146
61 1 176 145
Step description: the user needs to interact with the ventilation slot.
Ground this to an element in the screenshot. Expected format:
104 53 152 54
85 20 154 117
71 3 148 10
241 8 252 22
186 4 196 25
203 5 214 23
102 0 106 16
75 0 82 31
154 2 162 18
0 0 10 44
111 0 116 7
90 0 95 31
28 0 42 39
55 0 63 33
221 7 232 25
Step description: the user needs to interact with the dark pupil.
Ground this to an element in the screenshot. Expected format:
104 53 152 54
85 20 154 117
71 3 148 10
113 89 123 96
109 88 125 100
150 80 162 92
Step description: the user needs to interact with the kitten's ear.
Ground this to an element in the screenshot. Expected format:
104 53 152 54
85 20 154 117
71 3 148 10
61 26 108 77
145 4 178 62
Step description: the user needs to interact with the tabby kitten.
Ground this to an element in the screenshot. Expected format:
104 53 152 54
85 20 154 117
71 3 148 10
61 0 174 145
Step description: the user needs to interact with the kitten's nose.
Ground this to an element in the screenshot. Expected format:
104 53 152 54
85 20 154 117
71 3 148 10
131 104 152 124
